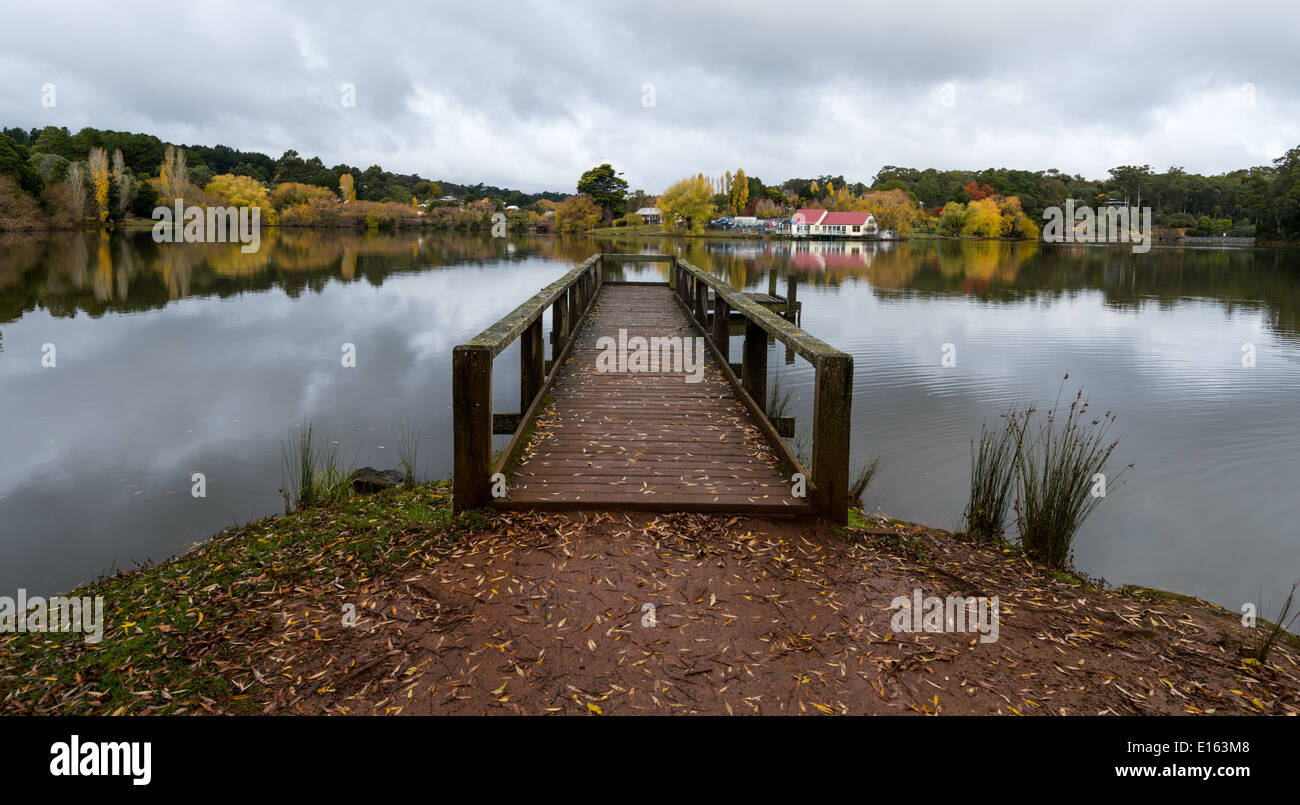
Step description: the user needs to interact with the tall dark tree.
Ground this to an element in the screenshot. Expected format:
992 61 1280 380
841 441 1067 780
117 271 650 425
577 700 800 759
577 163 628 223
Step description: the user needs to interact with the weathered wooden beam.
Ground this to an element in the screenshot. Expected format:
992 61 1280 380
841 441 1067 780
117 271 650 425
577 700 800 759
812 353 853 525
452 345 493 512
694 278 708 327
742 317 767 414
712 296 730 361
786 276 798 321
520 317 544 415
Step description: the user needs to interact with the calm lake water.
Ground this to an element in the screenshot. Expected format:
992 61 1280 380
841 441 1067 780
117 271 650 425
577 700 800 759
1 230 1297 610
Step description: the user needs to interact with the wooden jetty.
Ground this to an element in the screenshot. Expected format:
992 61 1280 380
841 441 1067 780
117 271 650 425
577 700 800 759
452 254 853 523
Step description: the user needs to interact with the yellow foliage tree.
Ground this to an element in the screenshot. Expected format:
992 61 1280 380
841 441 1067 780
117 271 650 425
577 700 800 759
554 194 603 233
730 168 749 215
657 174 716 234
339 173 356 203
997 195 1039 239
962 197 1003 238
88 147 110 222
855 189 924 238
205 174 278 224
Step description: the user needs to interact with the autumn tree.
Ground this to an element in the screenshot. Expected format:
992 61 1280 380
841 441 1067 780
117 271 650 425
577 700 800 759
339 173 356 203
937 202 965 236
111 148 131 215
159 145 190 200
730 168 749 215
271 181 335 210
962 197 1002 237
657 174 716 234
855 189 924 238
64 162 87 220
997 195 1039 239
87 147 110 222
206 174 277 222
555 193 603 233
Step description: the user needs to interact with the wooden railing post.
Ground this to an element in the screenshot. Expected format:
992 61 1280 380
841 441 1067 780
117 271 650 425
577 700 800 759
742 317 767 413
521 317 544 413
786 276 798 321
694 279 708 326
812 354 853 525
453 345 493 512
552 293 569 352
712 296 730 361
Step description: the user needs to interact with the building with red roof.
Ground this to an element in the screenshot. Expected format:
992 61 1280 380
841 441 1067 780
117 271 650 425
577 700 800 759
789 208 878 238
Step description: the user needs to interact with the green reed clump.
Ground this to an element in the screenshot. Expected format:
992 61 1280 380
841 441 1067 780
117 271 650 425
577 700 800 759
1014 386 1129 569
392 413 420 487
963 407 1026 542
280 424 354 512
1250 581 1300 664
767 373 793 421
850 456 882 506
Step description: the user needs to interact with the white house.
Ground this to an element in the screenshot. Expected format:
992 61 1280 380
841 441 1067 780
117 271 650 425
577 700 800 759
635 206 660 224
791 209 878 238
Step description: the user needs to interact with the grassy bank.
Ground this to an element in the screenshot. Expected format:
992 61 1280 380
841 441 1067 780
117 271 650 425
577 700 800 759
3 482 1297 715
0 481 482 714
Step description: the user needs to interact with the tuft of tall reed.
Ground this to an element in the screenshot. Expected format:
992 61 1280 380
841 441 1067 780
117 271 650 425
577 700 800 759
1250 581 1300 664
767 373 793 421
963 407 1026 542
1014 384 1129 569
280 424 353 512
850 456 882 507
392 413 420 487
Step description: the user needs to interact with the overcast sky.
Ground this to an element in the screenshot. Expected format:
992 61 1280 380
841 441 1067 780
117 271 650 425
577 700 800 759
2 0 1298 193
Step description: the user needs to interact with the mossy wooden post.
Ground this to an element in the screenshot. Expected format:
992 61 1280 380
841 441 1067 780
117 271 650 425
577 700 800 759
812 354 853 525
742 317 767 414
552 292 569 352
694 279 708 327
521 318 544 414
712 297 730 361
786 276 798 321
453 345 493 512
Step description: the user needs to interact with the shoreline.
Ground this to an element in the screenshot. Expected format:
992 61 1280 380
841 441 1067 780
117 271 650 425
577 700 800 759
3 480 1295 715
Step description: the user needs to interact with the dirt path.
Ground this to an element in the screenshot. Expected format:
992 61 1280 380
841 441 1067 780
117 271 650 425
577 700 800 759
257 512 1300 715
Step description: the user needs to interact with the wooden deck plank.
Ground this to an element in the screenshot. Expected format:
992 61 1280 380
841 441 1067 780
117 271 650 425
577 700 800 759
500 283 810 514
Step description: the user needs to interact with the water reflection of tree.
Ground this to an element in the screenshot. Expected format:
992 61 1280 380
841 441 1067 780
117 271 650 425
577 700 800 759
2 232 1298 339
0 231 598 323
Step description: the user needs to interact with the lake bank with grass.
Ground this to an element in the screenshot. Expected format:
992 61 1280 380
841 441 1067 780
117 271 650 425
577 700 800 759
3 481 1296 715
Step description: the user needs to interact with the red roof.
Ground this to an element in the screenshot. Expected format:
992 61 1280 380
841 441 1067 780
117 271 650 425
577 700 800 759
792 208 827 225
820 211 873 226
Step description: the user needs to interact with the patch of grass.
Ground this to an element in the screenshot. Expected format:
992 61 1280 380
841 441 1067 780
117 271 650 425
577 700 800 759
851 527 930 564
0 481 476 715
1119 585 1208 606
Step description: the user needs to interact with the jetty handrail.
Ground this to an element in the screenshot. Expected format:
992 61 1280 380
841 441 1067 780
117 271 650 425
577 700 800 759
452 253 602 511
672 257 854 523
453 251 853 524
